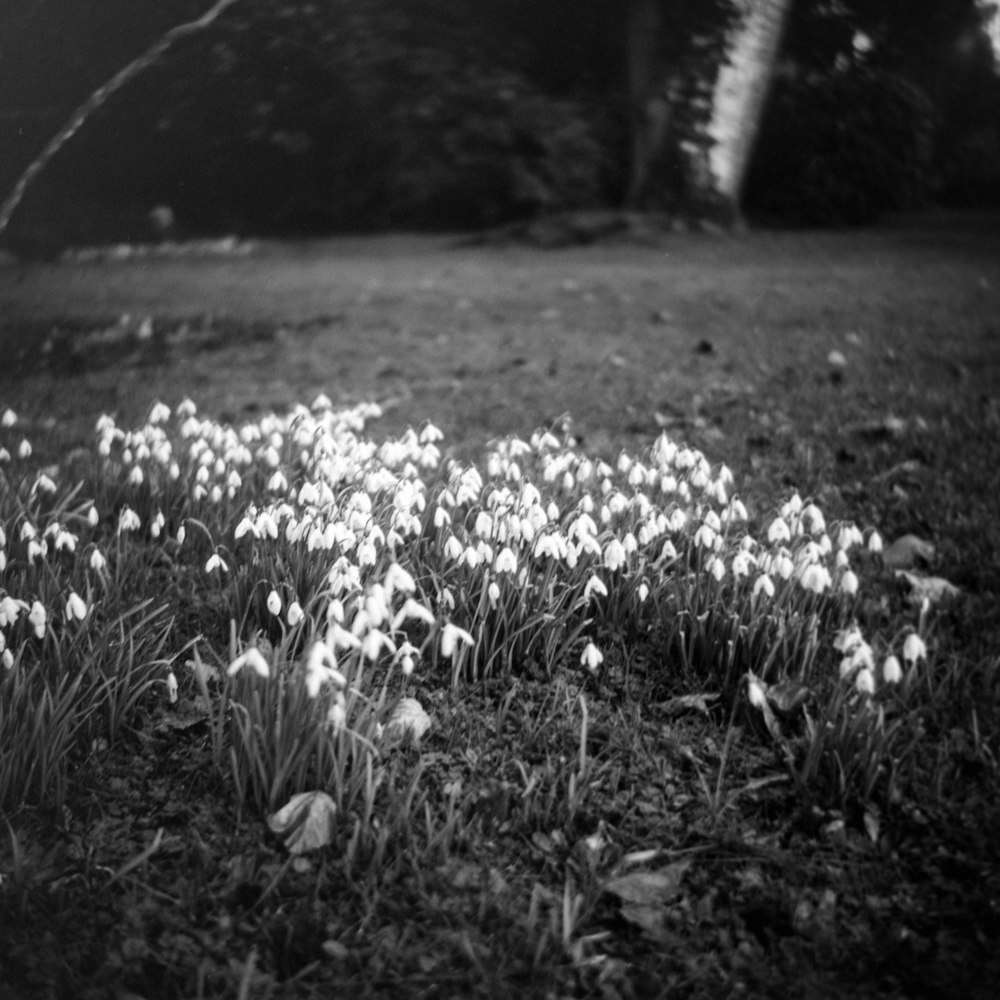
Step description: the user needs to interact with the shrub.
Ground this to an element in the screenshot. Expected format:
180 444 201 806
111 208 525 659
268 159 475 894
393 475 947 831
746 67 937 225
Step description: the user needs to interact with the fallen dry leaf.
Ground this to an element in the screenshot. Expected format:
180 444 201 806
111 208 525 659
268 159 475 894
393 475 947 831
882 534 936 569
603 859 691 906
267 790 337 854
382 697 432 746
895 570 961 605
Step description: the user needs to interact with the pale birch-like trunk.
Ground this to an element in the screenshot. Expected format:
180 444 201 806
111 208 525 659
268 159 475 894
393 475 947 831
705 0 792 218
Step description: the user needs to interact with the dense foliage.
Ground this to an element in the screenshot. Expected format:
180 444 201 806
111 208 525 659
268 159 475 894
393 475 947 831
0 0 996 247
746 67 937 225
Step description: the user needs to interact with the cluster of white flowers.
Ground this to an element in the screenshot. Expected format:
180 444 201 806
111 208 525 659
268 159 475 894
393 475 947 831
2 393 892 694
834 623 927 695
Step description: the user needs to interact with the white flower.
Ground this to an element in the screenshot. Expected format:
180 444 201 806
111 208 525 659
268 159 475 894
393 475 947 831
603 537 628 571
205 552 228 574
394 641 419 676
902 633 927 665
495 546 518 574
440 622 475 659
266 590 282 617
799 563 831 594
118 507 141 534
584 574 608 602
487 580 501 608
304 642 346 697
28 600 47 639
90 548 107 572
882 655 903 685
731 550 754 578
1 408 17 427
694 524 717 550
637 581 650 602
384 562 417 597
767 517 791 544
802 503 826 535
2 649 13 670
286 601 304 627
327 697 347 732
228 647 271 678
707 557 726 582
581 642 603 672
839 569 859 596
0 595 26 627
746 672 768 710
166 670 179 703
752 574 775 599
855 667 876 696
64 592 88 622
362 628 396 662
868 530 883 553
18 439 32 459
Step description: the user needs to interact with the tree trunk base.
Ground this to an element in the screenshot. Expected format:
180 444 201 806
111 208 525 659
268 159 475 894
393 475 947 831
461 209 739 249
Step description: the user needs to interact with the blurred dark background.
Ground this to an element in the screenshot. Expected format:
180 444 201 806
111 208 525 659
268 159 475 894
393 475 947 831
1 0 997 253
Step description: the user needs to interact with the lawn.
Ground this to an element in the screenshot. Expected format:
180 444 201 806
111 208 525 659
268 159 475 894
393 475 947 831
0 209 999 999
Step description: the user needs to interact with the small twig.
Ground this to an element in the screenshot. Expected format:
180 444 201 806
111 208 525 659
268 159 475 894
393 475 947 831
0 0 242 238
106 827 164 886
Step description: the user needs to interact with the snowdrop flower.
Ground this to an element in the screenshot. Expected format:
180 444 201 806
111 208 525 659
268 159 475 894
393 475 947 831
802 504 826 535
800 563 831 594
839 569 859 596
707 556 726 582
205 552 228 574
495 546 518 574
166 670 179 703
33 473 57 495
767 517 791 544
868 530 883 554
883 655 903 685
752 574 775 599
90 549 107 572
64 592 88 622
0 595 26 627
228 647 271 678
28 600 47 639
304 642 346 697
361 628 396 662
581 641 603 672
584 574 608 602
327 622 362 653
746 672 768 710
731 550 754 578
902 633 927 665
384 562 417 598
637 581 650 602
440 622 475 659
266 590 282 617
487 580 501 608
286 601 304 627
394 641 419 676
603 537 627 571
2 649 12 670
1 408 17 427
18 439 32 459
855 667 876 696
118 507 141 534
327 694 347 732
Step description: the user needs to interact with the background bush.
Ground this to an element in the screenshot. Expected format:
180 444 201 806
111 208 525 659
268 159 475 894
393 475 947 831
745 67 938 226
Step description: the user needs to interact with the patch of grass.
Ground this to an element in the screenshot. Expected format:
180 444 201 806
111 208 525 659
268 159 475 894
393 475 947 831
1 212 999 999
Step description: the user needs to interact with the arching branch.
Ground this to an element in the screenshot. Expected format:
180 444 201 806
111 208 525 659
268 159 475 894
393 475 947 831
0 0 242 239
